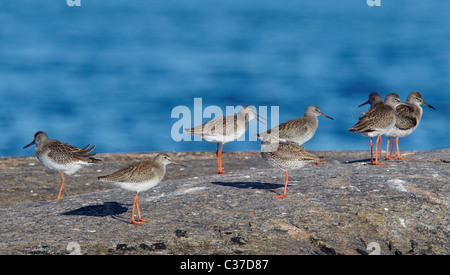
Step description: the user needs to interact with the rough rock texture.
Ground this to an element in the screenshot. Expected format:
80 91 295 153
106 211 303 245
0 149 449 255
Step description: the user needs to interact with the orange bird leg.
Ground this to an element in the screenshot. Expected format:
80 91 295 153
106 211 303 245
385 137 390 158
394 136 408 160
390 136 396 156
369 137 374 165
379 136 382 158
135 193 150 223
216 143 231 174
385 138 395 160
130 192 148 225
130 193 140 225
373 135 386 165
274 171 288 198
48 171 65 202
312 161 326 165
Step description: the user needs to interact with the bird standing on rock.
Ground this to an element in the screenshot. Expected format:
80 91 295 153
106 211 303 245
349 93 403 165
98 153 174 225
185 106 264 174
384 91 435 160
257 105 333 146
261 138 323 198
23 131 101 202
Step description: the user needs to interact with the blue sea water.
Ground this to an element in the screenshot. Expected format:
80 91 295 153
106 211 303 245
0 0 449 157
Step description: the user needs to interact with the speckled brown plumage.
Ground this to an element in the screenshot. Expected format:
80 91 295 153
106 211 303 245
394 104 419 131
384 91 435 160
98 153 174 225
185 114 249 139
261 140 323 198
98 155 167 184
261 141 322 170
349 93 403 165
184 106 264 174
349 93 401 136
257 105 333 145
23 131 101 201
25 131 101 165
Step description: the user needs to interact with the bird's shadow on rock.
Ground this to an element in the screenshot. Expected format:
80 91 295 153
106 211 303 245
211 181 283 190
345 158 372 164
61 201 128 217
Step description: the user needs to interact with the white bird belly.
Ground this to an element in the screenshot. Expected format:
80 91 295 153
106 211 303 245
201 127 247 143
37 155 88 175
107 180 160 193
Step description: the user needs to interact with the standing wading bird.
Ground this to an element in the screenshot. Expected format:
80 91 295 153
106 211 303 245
98 153 175 225
349 93 403 165
257 105 333 165
384 91 435 160
260 138 323 198
257 105 334 145
184 105 264 174
357 93 384 157
23 131 102 202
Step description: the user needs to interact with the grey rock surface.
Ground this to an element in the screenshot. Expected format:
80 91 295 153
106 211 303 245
0 149 449 254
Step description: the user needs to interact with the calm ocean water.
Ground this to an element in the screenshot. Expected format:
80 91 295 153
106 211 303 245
1 0 449 157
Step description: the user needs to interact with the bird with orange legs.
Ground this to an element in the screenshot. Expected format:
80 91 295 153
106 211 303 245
23 131 101 202
98 153 175 225
257 105 333 165
350 93 403 165
354 93 386 162
384 91 435 160
185 106 264 174
260 138 323 198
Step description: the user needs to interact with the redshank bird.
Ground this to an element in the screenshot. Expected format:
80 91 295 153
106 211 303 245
23 131 101 202
349 93 403 165
357 93 384 157
260 138 323 198
184 105 264 174
384 91 435 160
257 105 333 145
98 153 174 225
